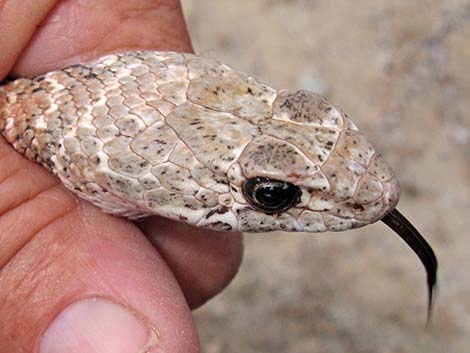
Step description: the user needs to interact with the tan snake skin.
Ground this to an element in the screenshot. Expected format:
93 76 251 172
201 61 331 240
0 50 399 232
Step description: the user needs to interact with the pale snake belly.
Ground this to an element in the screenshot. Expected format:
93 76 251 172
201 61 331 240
0 50 437 320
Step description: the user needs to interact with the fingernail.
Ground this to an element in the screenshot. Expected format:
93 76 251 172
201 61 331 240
39 297 158 353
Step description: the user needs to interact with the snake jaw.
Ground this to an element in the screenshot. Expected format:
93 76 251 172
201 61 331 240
381 208 438 324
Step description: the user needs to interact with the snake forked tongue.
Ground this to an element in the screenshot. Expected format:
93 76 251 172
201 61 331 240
381 208 438 324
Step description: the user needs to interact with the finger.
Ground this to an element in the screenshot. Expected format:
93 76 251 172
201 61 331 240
139 217 244 309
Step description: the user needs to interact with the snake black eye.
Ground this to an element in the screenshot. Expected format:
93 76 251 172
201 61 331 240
242 177 301 214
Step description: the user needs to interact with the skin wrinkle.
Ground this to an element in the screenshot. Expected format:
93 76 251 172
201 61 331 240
0 143 61 207
0 148 59 212
10 0 192 76
0 165 59 214
1 229 86 346
141 219 243 308
1 265 48 319
9 227 77 296
0 0 59 78
0 184 79 269
61 210 119 293
0 157 22 184
25 2 106 71
73 204 186 302
118 2 164 21
2 247 77 330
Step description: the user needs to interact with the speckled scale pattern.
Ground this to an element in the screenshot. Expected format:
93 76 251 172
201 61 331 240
0 51 400 232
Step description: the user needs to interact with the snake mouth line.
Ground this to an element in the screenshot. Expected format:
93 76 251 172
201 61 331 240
381 208 438 324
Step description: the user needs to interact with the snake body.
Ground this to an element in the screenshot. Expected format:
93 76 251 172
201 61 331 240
0 51 437 317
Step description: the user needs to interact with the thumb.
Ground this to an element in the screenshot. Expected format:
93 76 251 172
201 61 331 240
0 139 199 353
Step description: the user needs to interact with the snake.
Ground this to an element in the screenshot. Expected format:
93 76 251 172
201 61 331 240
0 50 437 321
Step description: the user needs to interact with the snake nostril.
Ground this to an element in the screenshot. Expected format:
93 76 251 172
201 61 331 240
352 203 365 211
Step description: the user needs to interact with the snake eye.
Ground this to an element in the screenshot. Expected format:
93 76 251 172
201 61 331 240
242 177 301 214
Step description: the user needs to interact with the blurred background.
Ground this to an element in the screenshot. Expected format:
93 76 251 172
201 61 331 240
182 1 469 352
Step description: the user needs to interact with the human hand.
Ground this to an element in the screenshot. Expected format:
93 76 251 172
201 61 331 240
0 1 243 352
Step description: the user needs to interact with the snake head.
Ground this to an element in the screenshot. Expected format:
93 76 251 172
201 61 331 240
228 89 400 233
226 89 436 321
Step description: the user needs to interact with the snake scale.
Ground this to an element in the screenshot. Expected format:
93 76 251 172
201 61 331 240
0 50 437 320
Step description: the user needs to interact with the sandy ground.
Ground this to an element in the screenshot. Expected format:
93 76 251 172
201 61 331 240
181 1 470 352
